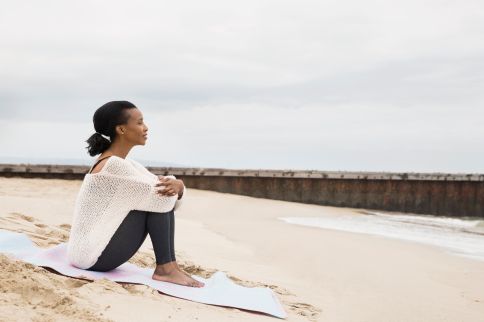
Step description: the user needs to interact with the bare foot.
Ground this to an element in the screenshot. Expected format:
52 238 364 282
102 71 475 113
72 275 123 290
152 263 204 288
172 261 193 278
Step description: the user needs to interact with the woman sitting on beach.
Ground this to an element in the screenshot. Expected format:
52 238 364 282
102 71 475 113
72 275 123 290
66 100 204 288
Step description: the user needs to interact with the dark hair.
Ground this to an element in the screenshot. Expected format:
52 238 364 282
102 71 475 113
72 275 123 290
85 101 137 156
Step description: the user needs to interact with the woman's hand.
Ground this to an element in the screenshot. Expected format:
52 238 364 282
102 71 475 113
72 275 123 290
155 176 184 198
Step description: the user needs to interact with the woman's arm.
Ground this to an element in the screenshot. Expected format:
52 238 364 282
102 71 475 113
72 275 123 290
105 157 184 212
155 176 187 211
107 174 178 213
99 158 178 213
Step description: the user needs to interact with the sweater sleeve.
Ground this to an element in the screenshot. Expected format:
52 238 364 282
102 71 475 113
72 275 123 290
153 174 187 212
139 179 180 213
128 158 159 181
104 173 178 213
98 158 178 213
128 159 187 212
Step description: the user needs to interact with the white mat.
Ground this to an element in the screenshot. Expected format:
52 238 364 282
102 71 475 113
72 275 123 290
0 229 287 319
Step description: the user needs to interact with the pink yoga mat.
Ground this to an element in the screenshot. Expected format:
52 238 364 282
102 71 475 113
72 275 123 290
0 229 287 319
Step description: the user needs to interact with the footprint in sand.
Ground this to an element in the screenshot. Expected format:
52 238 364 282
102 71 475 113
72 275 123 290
0 212 71 248
282 301 322 321
121 284 161 299
227 274 294 296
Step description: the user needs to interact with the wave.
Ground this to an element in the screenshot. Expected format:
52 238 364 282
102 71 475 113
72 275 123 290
279 211 484 262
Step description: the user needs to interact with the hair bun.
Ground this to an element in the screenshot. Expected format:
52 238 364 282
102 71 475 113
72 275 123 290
95 132 111 141
85 132 111 156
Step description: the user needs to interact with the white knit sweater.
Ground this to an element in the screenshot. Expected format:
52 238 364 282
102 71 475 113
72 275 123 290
67 155 186 269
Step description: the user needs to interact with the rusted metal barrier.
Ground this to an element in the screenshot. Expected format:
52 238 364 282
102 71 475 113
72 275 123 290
1 163 482 217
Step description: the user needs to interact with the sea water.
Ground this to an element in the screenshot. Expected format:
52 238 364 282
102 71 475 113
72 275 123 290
279 211 484 261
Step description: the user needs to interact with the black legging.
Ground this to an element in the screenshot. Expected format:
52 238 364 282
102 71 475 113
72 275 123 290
87 209 176 272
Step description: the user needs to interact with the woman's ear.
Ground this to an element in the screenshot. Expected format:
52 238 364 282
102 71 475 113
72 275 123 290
115 125 125 136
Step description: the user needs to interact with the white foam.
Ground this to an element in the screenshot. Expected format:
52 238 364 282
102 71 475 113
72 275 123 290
279 212 484 261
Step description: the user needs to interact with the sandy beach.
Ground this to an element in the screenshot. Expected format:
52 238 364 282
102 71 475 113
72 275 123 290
0 177 483 322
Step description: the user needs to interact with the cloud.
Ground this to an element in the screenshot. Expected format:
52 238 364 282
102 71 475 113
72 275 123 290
0 0 483 172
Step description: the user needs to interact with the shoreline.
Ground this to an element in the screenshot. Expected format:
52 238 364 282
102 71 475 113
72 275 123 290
278 210 484 262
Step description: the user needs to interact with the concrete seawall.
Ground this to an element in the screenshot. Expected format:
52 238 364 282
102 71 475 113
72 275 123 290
1 163 483 217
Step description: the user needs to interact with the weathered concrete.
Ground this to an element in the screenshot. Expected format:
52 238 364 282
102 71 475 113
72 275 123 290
1 163 483 217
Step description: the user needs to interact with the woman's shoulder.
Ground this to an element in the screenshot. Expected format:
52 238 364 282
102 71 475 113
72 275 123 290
88 155 129 175
89 157 111 174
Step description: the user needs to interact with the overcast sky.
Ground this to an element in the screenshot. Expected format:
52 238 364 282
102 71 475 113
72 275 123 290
0 0 482 172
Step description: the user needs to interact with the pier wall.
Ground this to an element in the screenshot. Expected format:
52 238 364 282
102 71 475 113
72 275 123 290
1 163 482 217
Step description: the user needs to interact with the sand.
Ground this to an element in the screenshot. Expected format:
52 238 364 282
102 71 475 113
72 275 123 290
0 177 483 322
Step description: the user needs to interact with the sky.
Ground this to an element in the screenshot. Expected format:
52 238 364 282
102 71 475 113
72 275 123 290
0 0 483 173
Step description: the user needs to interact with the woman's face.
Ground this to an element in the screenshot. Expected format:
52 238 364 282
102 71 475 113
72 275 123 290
119 108 148 145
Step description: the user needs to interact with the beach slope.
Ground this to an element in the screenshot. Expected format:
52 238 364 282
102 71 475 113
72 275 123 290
0 177 483 321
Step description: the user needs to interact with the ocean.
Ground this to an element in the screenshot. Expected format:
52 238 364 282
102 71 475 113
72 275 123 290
279 211 484 261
